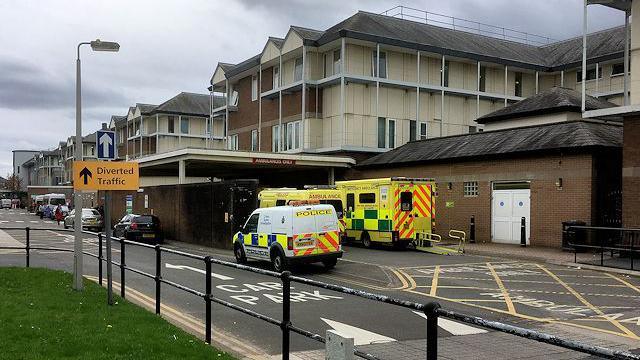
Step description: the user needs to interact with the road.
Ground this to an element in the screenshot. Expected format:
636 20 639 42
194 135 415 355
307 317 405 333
1 208 639 359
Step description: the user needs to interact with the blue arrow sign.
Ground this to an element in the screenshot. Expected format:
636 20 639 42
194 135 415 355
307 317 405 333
96 130 116 160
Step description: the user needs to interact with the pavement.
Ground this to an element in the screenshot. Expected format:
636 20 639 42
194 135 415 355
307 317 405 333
0 208 639 360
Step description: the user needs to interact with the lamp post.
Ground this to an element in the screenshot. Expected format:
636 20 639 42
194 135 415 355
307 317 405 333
74 39 120 290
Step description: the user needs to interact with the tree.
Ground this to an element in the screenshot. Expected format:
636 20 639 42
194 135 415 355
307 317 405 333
5 173 22 192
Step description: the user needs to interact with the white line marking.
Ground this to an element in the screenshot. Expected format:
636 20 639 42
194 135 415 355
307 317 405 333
165 263 234 281
413 311 488 336
320 318 396 345
14 220 24 223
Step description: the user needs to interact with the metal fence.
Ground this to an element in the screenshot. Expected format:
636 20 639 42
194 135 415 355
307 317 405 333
1 226 639 360
568 225 640 271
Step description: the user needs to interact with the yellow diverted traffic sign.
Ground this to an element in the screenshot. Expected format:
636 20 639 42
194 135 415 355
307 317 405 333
73 161 139 190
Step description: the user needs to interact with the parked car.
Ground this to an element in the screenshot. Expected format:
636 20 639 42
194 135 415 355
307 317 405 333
64 208 104 231
1 199 12 209
113 214 163 244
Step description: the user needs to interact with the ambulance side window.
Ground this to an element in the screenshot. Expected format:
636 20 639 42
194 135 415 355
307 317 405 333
359 193 376 204
276 200 286 206
243 213 259 234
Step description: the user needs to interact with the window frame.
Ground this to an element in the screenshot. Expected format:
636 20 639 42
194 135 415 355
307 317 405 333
273 66 280 89
611 63 626 77
442 60 449 87
333 49 341 75
409 120 417 142
294 57 303 82
419 122 427 140
388 119 396 149
463 181 479 197
577 65 603 83
251 75 258 101
228 134 239 150
372 51 387 78
515 72 523 97
272 124 280 152
243 213 260 234
377 117 386 148
479 65 486 92
358 193 376 204
251 129 258 151
180 117 189 134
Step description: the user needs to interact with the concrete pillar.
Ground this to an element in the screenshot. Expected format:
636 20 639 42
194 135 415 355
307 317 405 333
630 1 640 104
328 168 335 185
178 160 186 184
326 330 354 360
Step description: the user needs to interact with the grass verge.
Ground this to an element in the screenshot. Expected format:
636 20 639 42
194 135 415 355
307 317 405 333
0 267 234 359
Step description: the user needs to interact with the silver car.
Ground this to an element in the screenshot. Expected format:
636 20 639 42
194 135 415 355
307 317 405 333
64 208 104 231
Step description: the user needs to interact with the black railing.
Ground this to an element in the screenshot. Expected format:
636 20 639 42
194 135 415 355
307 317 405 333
568 225 640 271
1 226 639 360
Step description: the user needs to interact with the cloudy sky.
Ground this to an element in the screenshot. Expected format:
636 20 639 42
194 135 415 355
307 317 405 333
0 0 624 176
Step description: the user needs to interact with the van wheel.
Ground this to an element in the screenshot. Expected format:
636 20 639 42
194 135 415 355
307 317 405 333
322 258 338 270
361 232 372 248
271 249 288 272
234 243 247 264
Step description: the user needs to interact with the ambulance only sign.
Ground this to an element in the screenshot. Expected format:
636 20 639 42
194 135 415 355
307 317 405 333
73 161 139 191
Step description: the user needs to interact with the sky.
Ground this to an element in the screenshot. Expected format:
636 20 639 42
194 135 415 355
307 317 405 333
0 0 624 176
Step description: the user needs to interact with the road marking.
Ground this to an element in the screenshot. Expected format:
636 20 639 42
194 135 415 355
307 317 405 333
412 311 487 335
321 318 396 346
165 263 234 281
535 264 638 338
486 262 516 314
429 266 440 296
15 220 24 223
604 273 640 294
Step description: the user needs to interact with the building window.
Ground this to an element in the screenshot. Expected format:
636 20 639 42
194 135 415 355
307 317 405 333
272 124 280 152
409 120 417 141
294 57 303 82
479 65 486 92
377 117 386 148
515 72 523 97
284 120 301 150
372 51 387 78
333 49 341 74
441 59 449 87
228 134 238 150
273 66 279 88
251 129 258 151
168 116 175 133
180 117 189 134
577 65 603 82
206 119 211 135
463 181 479 197
251 75 258 101
419 122 427 140
388 119 396 148
611 63 626 76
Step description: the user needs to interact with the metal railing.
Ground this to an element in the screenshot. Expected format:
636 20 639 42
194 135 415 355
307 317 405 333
568 225 640 271
380 5 555 45
1 226 639 360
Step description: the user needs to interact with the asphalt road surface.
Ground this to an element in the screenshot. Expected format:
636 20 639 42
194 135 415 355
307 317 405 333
1 208 639 359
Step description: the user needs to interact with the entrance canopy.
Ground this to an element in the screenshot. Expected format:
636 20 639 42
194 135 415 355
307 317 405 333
136 148 355 187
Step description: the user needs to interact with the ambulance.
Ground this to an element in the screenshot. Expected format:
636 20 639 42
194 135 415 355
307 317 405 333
258 186 346 234
336 177 436 248
232 204 342 272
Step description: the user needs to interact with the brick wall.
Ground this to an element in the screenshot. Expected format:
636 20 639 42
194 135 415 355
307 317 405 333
623 117 640 227
347 152 597 247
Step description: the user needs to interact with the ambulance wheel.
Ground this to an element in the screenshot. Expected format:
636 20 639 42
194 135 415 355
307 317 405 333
393 241 409 250
271 249 288 272
234 243 247 264
322 258 338 270
361 232 372 248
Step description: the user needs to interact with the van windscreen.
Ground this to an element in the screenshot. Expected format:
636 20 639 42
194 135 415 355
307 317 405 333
50 198 66 206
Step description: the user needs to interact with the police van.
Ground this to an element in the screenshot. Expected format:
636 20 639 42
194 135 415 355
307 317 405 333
232 204 342 272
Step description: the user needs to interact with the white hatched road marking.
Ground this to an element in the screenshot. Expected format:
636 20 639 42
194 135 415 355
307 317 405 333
412 311 487 336
165 263 234 281
320 318 396 345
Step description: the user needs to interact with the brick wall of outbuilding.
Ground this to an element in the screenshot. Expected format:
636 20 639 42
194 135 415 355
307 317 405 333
346 153 598 248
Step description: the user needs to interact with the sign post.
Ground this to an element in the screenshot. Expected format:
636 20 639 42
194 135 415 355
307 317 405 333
73 148 138 305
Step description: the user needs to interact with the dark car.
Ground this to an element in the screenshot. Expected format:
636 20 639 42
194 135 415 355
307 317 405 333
113 214 163 244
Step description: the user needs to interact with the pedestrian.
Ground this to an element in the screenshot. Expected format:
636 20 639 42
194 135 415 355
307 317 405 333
55 205 63 226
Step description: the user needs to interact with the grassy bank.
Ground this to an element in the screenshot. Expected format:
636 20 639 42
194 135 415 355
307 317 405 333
0 267 234 359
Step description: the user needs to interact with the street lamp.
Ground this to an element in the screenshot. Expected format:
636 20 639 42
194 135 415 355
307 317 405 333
74 39 120 291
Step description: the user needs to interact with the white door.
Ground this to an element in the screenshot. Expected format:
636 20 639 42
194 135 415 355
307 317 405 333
492 189 530 245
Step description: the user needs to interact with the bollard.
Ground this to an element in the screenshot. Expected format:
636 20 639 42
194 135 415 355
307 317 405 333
469 216 476 244
520 217 526 247
424 302 441 360
281 271 292 360
120 239 126 298
25 227 30 268
98 233 103 286
155 245 162 315
326 330 354 360
204 256 212 344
